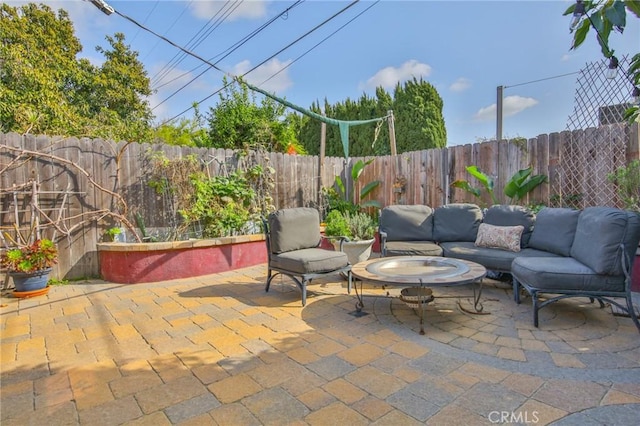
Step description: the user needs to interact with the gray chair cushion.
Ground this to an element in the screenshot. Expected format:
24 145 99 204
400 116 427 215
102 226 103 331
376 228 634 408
384 241 443 257
433 203 483 242
528 207 580 256
270 248 349 274
379 205 434 241
483 205 536 248
570 207 640 276
441 242 560 272
268 208 321 254
512 257 625 293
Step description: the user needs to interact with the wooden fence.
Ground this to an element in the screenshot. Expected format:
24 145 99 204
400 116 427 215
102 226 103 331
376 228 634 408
1 124 638 279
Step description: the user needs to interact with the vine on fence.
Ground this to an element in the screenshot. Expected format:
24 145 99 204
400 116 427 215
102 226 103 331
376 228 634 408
145 147 275 239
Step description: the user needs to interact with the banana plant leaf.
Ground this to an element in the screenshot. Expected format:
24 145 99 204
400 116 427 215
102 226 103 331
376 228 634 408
466 165 494 192
450 180 481 198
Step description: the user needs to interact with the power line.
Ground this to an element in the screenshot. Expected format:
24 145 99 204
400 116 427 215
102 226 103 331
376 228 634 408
504 71 581 90
152 0 305 111
259 0 380 87
161 0 363 123
150 1 241 87
141 1 194 63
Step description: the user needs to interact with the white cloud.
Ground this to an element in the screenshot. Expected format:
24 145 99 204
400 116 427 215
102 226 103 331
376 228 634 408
231 58 293 93
191 0 267 22
361 60 432 90
474 95 538 121
450 77 471 92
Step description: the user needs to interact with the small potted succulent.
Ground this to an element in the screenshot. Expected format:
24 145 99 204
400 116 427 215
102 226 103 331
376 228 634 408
324 210 377 265
1 239 58 293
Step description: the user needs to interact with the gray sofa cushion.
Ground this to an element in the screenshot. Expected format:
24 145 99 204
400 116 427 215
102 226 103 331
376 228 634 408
483 205 536 248
570 207 640 276
433 203 483 242
512 257 625 293
269 208 320 254
270 248 349 274
528 207 580 256
379 205 434 241
441 242 560 272
384 241 443 257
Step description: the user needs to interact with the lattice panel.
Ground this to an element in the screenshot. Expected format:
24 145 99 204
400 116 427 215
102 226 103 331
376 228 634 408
556 56 633 209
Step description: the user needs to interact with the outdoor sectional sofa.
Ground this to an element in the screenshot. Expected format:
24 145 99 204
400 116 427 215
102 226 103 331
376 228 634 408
378 203 640 331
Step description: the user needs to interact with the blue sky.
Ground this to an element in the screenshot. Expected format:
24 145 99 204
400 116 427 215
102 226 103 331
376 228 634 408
14 1 640 146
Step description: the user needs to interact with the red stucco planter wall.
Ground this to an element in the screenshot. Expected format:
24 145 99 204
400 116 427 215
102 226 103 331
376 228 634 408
97 235 267 284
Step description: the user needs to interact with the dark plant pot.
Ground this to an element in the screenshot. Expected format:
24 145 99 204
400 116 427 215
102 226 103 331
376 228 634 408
10 268 52 292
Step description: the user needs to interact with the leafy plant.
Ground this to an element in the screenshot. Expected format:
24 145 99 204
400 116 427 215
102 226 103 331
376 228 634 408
326 158 381 214
0 239 58 273
182 171 257 237
451 165 547 205
324 210 376 241
104 227 122 242
608 160 640 212
564 1 639 124
451 165 498 204
504 166 548 202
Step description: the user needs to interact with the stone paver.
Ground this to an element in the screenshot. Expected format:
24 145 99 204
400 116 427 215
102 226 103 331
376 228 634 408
2 265 640 424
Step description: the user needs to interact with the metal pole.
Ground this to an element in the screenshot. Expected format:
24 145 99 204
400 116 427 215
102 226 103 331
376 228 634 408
496 85 504 142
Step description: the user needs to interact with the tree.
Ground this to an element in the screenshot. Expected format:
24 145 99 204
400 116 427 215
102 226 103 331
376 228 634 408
153 104 211 147
206 77 304 153
566 0 640 123
0 3 154 141
0 3 85 135
393 77 447 152
298 78 446 157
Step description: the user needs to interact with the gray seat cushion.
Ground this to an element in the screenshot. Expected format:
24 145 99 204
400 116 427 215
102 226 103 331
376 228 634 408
270 248 349 274
379 205 434 241
483 205 536 248
512 256 625 293
269 208 321 253
433 203 483 242
528 207 580 256
570 207 640 276
441 242 560 271
384 241 443 257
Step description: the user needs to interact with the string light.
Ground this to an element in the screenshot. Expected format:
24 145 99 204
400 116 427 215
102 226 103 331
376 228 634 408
570 0 585 31
606 56 619 80
633 87 640 105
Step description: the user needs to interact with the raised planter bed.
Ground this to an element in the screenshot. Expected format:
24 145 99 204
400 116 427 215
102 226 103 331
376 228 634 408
97 234 267 284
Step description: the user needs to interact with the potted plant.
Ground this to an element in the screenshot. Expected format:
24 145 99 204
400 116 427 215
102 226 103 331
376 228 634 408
1 239 58 293
324 210 377 265
608 160 640 292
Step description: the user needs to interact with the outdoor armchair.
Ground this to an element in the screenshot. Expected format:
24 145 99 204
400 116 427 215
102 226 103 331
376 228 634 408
263 207 353 306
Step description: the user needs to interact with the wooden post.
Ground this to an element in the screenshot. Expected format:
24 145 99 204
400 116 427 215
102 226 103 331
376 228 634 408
496 85 504 142
388 110 397 156
318 117 326 205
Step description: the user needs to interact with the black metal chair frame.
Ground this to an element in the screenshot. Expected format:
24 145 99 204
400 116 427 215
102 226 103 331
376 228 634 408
513 244 640 332
262 217 353 306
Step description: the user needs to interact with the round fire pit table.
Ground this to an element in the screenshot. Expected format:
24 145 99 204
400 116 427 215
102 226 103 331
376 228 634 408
351 256 487 334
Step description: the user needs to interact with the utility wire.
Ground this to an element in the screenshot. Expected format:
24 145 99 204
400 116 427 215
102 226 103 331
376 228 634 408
160 0 362 123
260 0 379 87
504 71 581 90
141 0 193 63
150 1 240 86
152 0 305 111
153 0 304 91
